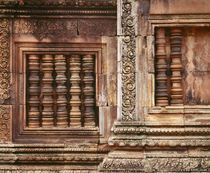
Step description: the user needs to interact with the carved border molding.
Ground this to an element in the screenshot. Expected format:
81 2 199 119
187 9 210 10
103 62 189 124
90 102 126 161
100 157 210 172
108 138 210 147
121 0 136 121
0 9 116 16
0 171 96 173
0 144 107 165
112 126 210 135
0 106 10 143
0 19 10 102
108 124 210 147
0 0 117 8
0 170 96 173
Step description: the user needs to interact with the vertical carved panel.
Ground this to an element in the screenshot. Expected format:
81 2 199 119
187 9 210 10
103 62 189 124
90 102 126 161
27 55 40 127
0 19 10 102
41 55 54 127
55 55 68 127
83 55 95 127
69 55 82 127
121 0 136 121
0 106 10 143
155 28 169 106
170 28 183 105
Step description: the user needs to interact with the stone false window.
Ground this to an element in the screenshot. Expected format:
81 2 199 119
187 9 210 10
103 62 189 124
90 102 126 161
155 27 210 106
13 43 103 143
26 54 96 128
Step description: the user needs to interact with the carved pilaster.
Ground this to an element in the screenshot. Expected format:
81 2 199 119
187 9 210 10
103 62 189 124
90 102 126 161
121 0 136 121
82 55 96 127
27 55 40 128
170 28 183 105
41 55 54 127
155 28 169 106
0 19 10 102
69 55 82 127
55 55 68 127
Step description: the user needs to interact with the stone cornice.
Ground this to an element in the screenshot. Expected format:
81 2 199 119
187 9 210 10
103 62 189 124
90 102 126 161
0 144 108 164
0 0 117 16
0 0 117 8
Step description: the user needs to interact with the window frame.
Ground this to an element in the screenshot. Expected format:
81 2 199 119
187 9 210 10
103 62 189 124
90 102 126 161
13 42 105 143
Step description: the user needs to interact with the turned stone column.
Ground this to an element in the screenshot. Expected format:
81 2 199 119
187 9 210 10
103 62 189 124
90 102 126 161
55 55 68 127
69 55 82 127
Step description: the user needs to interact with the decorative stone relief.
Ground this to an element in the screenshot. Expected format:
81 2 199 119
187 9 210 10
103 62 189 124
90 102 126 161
14 19 77 40
121 0 136 121
0 106 10 143
0 19 10 102
100 157 210 172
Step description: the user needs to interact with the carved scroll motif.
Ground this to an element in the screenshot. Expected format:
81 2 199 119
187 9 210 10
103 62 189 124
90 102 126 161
27 55 40 128
41 55 54 127
170 28 183 105
121 0 136 121
155 28 169 106
82 55 95 127
69 55 82 127
55 55 68 127
0 19 10 102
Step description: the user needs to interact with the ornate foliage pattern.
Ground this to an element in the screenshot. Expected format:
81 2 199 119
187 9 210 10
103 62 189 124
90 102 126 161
0 19 10 102
0 106 10 143
121 0 136 121
101 158 210 172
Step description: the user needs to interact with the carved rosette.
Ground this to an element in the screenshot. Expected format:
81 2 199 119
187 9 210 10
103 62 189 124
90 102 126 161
121 0 136 121
0 106 10 143
0 19 10 102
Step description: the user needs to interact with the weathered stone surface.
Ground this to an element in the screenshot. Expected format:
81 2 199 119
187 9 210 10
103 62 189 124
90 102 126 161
150 0 210 14
183 27 210 105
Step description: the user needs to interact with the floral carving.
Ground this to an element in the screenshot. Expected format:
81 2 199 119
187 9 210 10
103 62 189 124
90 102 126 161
121 0 136 121
0 19 10 102
102 158 144 171
0 106 10 143
100 157 210 172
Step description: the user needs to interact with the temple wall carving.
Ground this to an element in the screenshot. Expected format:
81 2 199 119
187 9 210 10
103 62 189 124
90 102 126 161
0 0 209 172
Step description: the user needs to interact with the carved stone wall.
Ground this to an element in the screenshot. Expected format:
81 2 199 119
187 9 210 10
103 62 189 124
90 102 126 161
99 0 210 172
0 0 210 172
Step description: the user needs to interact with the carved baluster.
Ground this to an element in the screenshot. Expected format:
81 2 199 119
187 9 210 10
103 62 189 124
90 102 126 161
41 55 54 127
69 55 82 127
155 28 169 106
55 55 68 127
27 55 40 128
170 28 183 105
82 55 95 127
